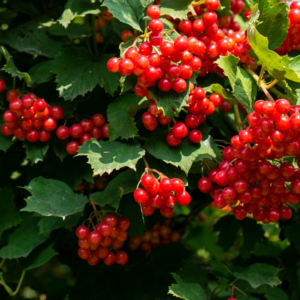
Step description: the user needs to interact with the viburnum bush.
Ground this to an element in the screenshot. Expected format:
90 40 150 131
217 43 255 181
1 0 300 299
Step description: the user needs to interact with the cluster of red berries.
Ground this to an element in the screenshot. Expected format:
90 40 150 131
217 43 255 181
75 175 108 192
134 171 191 217
57 113 109 155
142 87 231 146
107 0 251 98
198 98 300 223
1 87 64 143
76 215 130 266
128 220 180 254
95 7 113 44
276 1 300 55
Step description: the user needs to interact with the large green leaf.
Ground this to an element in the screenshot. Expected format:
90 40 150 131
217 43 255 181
21 177 88 218
107 93 145 141
58 0 101 28
216 54 256 113
0 46 31 84
0 213 46 259
19 242 58 270
38 212 82 237
169 275 207 300
28 60 55 86
90 169 138 209
23 141 49 165
77 139 145 175
213 215 242 250
47 22 91 40
51 47 118 100
159 0 192 20
253 0 289 50
0 189 23 239
149 81 190 119
247 5 300 83
262 286 289 300
233 263 281 288
1 19 63 58
101 0 153 31
203 83 229 100
145 126 220 175
209 261 235 287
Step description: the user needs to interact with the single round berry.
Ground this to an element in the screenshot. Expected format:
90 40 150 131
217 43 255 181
189 129 202 143
76 226 89 239
50 106 63 120
147 5 161 19
198 178 212 193
66 141 80 155
134 188 148 203
56 126 70 140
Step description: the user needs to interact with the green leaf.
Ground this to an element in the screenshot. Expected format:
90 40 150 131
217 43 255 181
239 218 265 260
56 156 93 190
102 0 153 31
247 6 300 83
213 215 242 250
23 141 49 165
0 188 23 239
28 61 55 87
216 54 256 113
58 0 101 28
1 18 63 58
169 275 207 300
233 263 281 288
203 83 229 100
107 93 145 141
219 0 230 16
91 187 123 209
0 135 14 152
145 126 220 175
77 139 145 175
117 194 145 236
254 0 289 50
21 177 88 218
119 74 137 95
19 242 58 270
38 212 82 237
90 169 138 209
209 261 235 287
262 285 289 300
47 22 91 40
98 54 119 96
149 81 190 119
0 46 31 84
0 213 46 259
283 223 300 255
159 0 192 20
51 47 117 100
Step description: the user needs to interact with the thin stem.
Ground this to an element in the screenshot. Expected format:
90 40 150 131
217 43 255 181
232 285 247 297
172 118 177 124
265 79 279 89
0 270 25 296
269 86 287 99
257 62 265 86
0 259 5 269
91 16 99 59
90 201 97 212
192 0 203 6
13 77 16 90
12 271 26 296
233 104 243 131
142 156 150 169
188 5 198 16
243 66 275 102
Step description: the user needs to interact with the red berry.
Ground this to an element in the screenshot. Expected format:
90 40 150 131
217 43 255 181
107 57 119 73
171 178 185 193
233 206 247 220
70 124 83 139
166 132 181 146
43 117 57 131
134 189 148 203
115 251 128 265
6 89 19 102
147 5 161 19
76 226 89 239
198 178 212 193
50 106 63 120
92 113 105 127
176 191 191 206
87 253 100 266
172 123 188 139
39 129 51 142
56 126 70 140
26 129 39 143
0 79 5 92
78 248 91 260
103 251 116 265
66 141 80 155
266 208 280 222
102 123 109 138
189 129 202 143
119 59 134 76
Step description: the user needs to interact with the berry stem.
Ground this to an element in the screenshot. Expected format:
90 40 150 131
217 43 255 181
90 200 98 212
192 0 203 6
231 285 247 297
233 104 243 131
265 79 279 89
0 270 26 296
257 62 265 87
0 258 5 269
12 77 16 90
243 66 275 102
188 4 198 17
269 86 288 99
91 15 99 60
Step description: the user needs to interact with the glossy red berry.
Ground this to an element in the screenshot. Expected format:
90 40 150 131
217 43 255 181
56 126 69 140
147 5 161 19
76 226 89 239
66 141 80 155
134 189 148 203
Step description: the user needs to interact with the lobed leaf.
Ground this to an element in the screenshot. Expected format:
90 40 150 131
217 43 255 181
23 141 49 165
159 0 192 20
21 177 89 218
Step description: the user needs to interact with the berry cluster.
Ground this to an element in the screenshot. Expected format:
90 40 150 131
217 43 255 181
57 113 109 155
76 215 130 266
128 220 180 255
134 170 191 217
143 87 230 146
1 88 64 143
95 7 113 44
198 98 300 223
276 1 300 55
